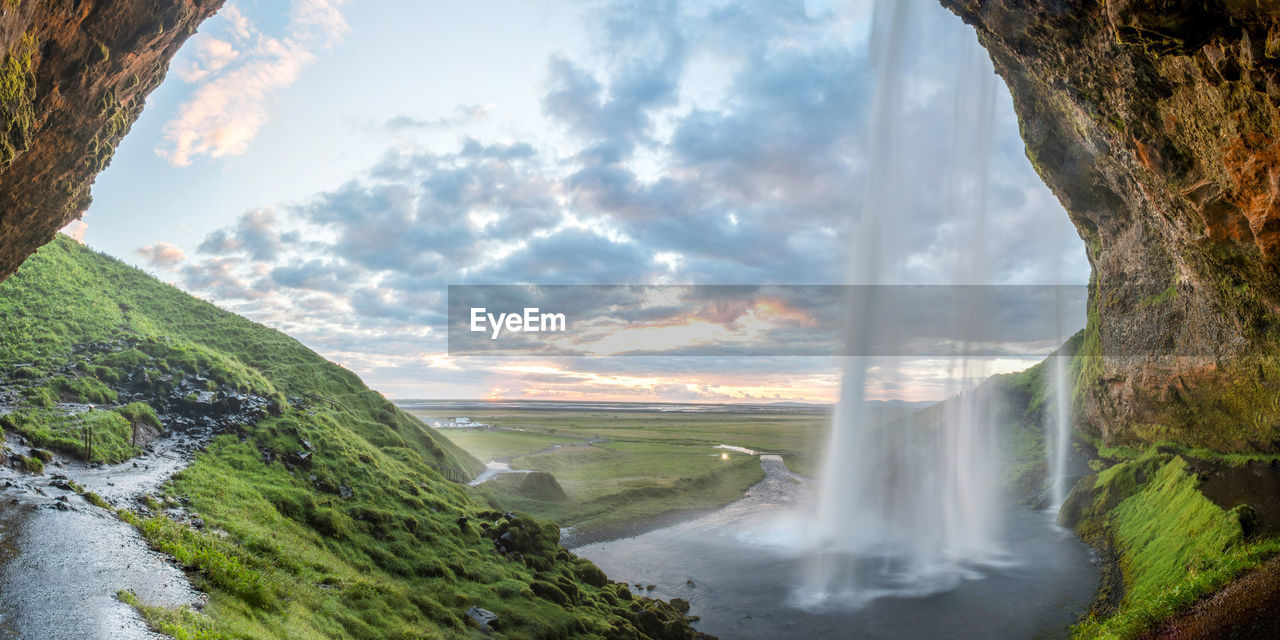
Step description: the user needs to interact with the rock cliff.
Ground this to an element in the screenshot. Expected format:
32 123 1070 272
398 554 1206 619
0 0 222 279
942 0 1280 451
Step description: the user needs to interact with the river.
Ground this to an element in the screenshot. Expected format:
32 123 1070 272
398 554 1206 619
576 456 1099 640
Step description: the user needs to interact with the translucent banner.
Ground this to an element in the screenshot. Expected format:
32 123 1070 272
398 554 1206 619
447 285 1090 357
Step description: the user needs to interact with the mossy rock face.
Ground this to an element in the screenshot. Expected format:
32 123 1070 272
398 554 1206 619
0 32 37 166
0 1 223 281
939 0 1280 454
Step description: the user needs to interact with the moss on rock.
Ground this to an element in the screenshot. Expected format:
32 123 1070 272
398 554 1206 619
0 31 36 166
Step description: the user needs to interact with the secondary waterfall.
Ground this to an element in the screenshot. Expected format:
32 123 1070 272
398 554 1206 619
803 0 1007 607
1047 275 1074 508
1048 351 1073 507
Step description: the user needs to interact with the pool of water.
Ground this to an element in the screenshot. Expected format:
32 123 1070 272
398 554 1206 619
576 457 1099 640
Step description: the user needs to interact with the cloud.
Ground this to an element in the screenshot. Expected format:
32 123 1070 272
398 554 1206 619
291 0 351 41
180 256 268 300
175 37 240 83
174 0 1089 401
542 0 686 157
158 0 350 166
197 208 288 261
296 142 560 275
469 227 656 284
60 219 89 244
220 5 253 41
385 104 491 131
136 242 188 267
270 259 358 294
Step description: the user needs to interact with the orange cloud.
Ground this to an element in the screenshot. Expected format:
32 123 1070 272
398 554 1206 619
136 242 189 267
158 0 349 166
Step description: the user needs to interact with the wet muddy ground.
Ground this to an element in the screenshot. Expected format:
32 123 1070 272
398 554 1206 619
0 433 206 640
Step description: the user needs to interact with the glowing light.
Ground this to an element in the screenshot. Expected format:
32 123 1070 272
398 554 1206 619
720 452 730 461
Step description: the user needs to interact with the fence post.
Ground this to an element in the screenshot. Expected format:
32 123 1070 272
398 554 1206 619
84 405 94 463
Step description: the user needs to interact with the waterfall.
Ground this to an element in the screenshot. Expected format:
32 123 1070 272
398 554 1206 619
1043 153 1075 509
801 0 1007 608
1049 350 1073 508
1047 274 1074 508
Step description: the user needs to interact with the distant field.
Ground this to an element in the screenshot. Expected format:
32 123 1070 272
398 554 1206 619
427 427 579 462
412 407 833 454
401 405 854 544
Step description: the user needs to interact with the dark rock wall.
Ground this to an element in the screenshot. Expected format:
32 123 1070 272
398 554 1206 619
0 0 223 280
942 0 1280 450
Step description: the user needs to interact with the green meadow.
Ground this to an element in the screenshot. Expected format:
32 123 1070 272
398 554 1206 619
409 407 871 543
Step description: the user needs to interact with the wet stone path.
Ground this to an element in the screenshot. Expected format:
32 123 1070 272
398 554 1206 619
0 434 206 640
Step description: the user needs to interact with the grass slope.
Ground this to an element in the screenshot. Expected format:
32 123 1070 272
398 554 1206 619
0 236 702 640
1060 450 1280 639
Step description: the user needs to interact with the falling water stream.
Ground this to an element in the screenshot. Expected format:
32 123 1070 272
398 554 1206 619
1047 225 1075 509
577 0 1100 636
1049 326 1074 509
803 0 1006 606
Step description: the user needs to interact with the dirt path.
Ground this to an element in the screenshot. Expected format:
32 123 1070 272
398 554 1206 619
0 433 208 639
1142 554 1280 640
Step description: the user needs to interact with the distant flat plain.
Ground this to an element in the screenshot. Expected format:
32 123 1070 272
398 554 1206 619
397 401 923 544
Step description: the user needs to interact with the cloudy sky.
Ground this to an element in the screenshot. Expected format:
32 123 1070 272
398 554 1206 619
69 0 1089 403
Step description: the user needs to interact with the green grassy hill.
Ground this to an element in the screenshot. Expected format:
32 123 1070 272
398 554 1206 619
985 334 1280 638
0 235 703 640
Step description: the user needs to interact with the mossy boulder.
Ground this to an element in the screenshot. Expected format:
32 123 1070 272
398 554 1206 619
514 470 567 501
485 470 568 502
574 559 609 588
530 580 571 605
18 455 42 474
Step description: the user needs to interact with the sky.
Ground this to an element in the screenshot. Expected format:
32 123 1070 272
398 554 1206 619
67 0 1090 404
